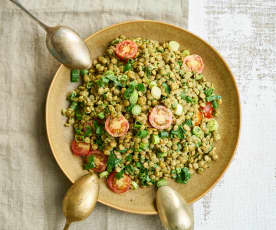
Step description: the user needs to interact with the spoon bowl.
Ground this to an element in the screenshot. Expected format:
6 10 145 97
62 173 99 230
9 0 92 69
46 26 92 69
156 186 194 230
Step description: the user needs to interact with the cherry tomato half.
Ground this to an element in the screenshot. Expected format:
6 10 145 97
201 102 213 118
105 115 129 137
194 111 202 126
107 172 131 194
85 150 107 173
71 140 90 156
183 54 204 73
149 105 173 130
115 40 138 61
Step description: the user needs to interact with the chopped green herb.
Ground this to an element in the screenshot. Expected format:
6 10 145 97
84 155 95 170
156 179 168 188
184 119 193 127
80 69 89 76
177 60 183 67
98 112 105 119
71 69 80 82
137 83 146 92
125 154 133 162
204 88 214 97
159 131 169 138
124 60 133 72
212 100 218 109
86 82 93 89
157 151 167 158
175 167 190 184
207 95 221 102
95 137 104 150
84 126 92 136
162 82 171 94
74 128 82 135
75 110 82 120
137 130 148 138
125 165 134 175
144 66 152 77
184 96 193 103
106 152 121 172
139 143 149 150
124 88 134 99
68 91 77 101
139 167 151 186
70 101 78 110
93 120 103 135
134 121 142 129
180 91 186 100
136 162 143 168
115 169 125 179
126 104 135 112
170 126 186 139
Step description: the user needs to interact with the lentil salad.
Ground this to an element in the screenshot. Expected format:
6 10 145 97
62 35 222 193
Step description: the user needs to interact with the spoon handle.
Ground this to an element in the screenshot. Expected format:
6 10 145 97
8 0 49 31
63 220 71 230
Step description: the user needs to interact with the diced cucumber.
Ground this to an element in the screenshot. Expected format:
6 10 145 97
207 119 218 132
151 86 161 99
149 81 157 89
175 104 183 115
192 126 204 138
129 90 138 104
131 181 139 189
152 135 160 144
156 179 168 188
99 171 109 178
132 105 141 115
168 41 180 51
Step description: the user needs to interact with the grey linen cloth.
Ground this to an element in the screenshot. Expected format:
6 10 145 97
0 0 188 230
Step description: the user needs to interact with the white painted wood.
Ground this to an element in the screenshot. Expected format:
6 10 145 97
189 1 276 229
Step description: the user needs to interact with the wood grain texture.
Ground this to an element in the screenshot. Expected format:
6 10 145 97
189 1 276 229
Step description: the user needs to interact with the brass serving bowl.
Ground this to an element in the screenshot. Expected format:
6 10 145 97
46 20 240 215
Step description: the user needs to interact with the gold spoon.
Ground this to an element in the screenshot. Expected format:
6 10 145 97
8 0 92 69
62 173 99 230
62 173 193 230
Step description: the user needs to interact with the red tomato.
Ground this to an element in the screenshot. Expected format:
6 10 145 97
149 105 173 130
183 54 204 73
105 115 129 137
201 102 213 118
71 140 90 156
107 172 131 194
195 111 202 126
115 40 138 61
85 150 107 173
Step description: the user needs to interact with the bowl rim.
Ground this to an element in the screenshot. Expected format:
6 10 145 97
45 19 241 215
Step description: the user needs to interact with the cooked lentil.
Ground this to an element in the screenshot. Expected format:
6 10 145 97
62 35 222 189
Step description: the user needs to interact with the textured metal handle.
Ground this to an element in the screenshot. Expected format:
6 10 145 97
8 0 49 31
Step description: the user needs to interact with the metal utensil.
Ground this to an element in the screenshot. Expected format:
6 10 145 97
62 173 99 230
8 0 92 69
156 186 194 230
62 173 193 230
